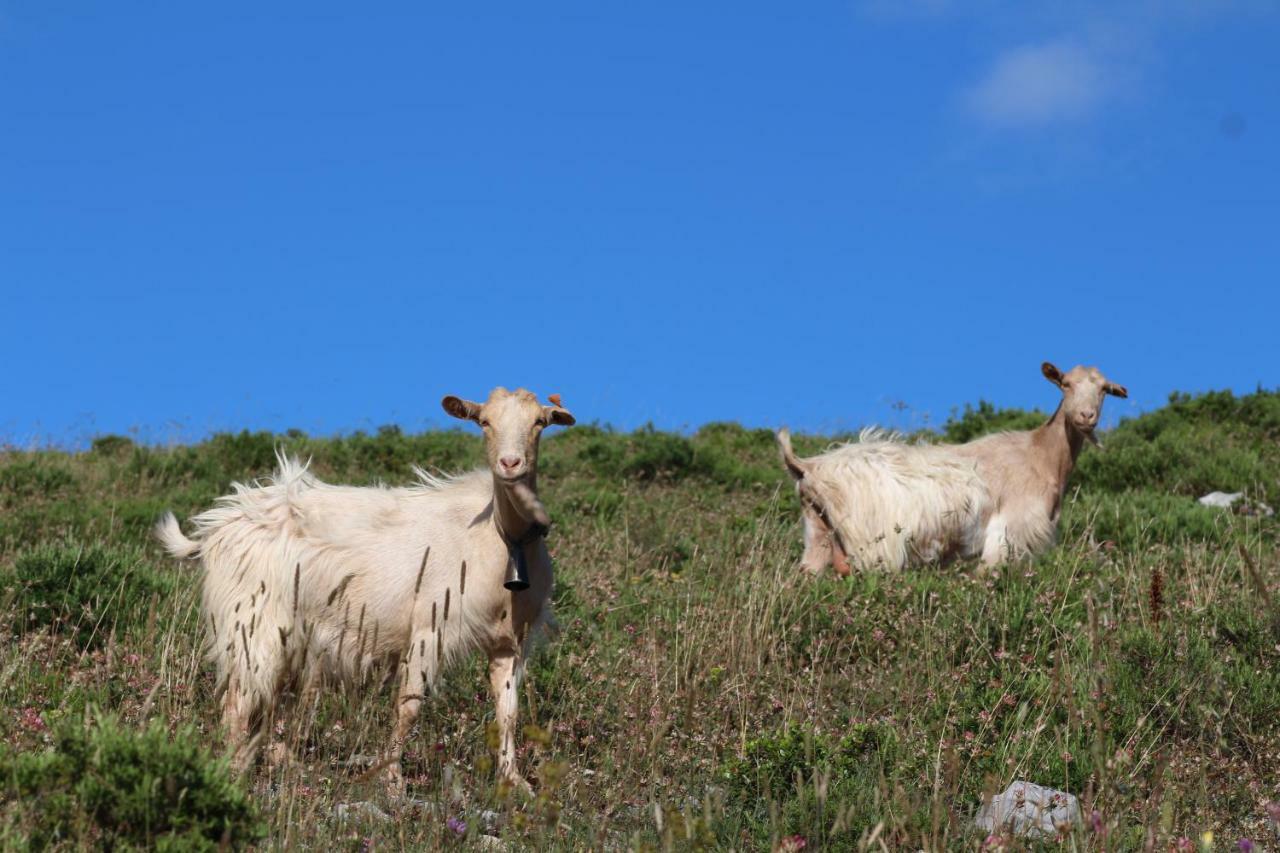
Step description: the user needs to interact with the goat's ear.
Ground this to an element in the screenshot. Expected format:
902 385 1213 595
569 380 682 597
543 405 576 427
1041 362 1065 388
1103 381 1128 399
442 396 482 423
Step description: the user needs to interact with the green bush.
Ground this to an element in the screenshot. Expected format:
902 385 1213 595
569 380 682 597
942 401 1048 443
206 430 281 479
722 725 895 802
0 714 263 851
90 435 135 456
0 456 76 503
1076 425 1275 497
1063 490 1238 549
719 724 897 843
1122 388 1280 441
3 543 178 649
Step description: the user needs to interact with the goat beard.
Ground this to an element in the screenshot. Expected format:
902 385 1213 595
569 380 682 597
508 480 552 528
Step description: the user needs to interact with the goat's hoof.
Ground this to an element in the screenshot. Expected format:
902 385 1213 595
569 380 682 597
265 741 293 770
498 774 534 800
383 763 407 800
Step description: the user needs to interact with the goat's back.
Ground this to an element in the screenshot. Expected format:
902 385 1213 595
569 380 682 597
181 462 535 704
804 434 991 570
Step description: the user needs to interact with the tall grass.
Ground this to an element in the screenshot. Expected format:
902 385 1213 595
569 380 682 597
1 389 1278 849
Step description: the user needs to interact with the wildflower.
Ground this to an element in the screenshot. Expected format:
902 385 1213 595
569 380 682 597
1236 840 1253 853
18 707 46 733
1175 838 1194 852
1089 810 1103 834
778 836 807 852
1266 800 1280 822
446 817 467 836
1201 831 1214 850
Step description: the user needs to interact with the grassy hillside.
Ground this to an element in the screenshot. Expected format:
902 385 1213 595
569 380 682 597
2 390 1279 850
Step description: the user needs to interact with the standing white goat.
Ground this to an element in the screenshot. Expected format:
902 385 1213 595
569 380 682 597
778 363 1127 573
155 387 575 795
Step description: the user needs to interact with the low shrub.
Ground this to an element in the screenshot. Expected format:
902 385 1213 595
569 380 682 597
719 724 897 844
3 542 177 648
0 714 263 851
942 401 1048 443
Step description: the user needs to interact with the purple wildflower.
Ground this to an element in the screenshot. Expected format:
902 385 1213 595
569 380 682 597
446 817 467 836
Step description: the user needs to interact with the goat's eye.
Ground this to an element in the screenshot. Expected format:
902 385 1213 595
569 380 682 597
479 419 491 429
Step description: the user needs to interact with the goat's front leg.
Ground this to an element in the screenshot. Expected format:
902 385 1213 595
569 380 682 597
384 643 430 798
488 652 532 796
979 516 1010 569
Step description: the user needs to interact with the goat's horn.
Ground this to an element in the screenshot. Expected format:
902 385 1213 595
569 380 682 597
510 481 552 528
547 393 563 408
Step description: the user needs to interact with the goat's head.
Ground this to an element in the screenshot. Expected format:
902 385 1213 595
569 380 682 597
442 387 576 485
1041 362 1127 439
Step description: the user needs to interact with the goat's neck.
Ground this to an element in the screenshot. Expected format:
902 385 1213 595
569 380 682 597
491 474 541 542
1034 405 1085 498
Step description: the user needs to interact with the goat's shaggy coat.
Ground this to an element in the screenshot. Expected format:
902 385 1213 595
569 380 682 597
157 387 574 793
781 429 991 571
779 363 1127 573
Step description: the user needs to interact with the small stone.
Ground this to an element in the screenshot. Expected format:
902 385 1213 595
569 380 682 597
334 801 391 823
975 781 1081 838
1246 502 1274 518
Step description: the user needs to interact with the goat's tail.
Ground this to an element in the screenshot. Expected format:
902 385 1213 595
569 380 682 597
776 428 809 482
155 512 201 560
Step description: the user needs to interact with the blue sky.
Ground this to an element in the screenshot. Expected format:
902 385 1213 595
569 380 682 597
2 2 1277 446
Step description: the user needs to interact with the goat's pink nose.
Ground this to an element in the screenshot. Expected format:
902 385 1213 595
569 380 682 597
1081 411 1097 422
500 456 521 471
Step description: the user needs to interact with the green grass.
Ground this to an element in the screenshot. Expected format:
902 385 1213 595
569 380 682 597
1 388 1278 849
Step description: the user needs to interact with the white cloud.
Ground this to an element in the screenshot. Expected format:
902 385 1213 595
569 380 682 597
962 41 1110 129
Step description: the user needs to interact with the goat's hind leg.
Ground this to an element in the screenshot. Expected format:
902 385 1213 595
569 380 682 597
264 668 319 772
222 672 264 777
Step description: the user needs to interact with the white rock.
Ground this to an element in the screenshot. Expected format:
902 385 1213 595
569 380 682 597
1199 491 1244 508
975 781 1081 838
334 801 391 823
